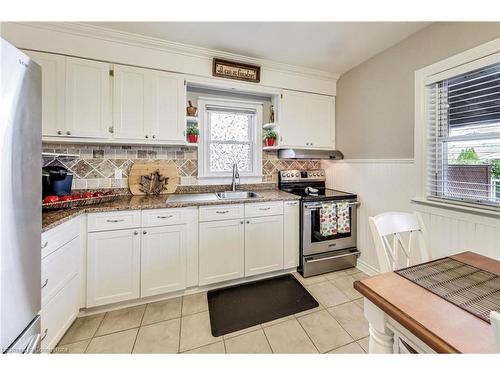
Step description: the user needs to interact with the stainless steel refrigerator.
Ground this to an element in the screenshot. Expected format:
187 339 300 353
0 38 42 353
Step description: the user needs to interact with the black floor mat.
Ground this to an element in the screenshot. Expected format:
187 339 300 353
207 274 319 337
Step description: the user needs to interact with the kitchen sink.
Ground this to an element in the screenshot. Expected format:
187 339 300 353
216 191 262 200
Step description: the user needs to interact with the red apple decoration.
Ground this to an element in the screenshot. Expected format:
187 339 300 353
93 191 104 197
60 195 73 202
72 193 82 200
104 191 114 196
82 192 93 199
43 195 59 204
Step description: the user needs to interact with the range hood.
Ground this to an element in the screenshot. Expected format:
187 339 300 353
278 149 344 160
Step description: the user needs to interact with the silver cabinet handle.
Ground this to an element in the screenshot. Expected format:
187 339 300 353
66 131 71 135
259 207 271 211
41 241 48 249
152 135 156 139
106 219 125 223
57 130 62 135
41 278 49 289
134 231 138 235
145 135 149 139
246 220 250 224
41 328 48 342
216 210 229 214
156 215 173 219
285 201 298 206
143 230 147 235
305 251 361 263
240 221 244 224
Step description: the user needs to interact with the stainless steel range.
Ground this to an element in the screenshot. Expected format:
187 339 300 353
279 169 360 277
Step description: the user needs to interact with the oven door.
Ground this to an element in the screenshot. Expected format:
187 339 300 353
302 200 358 256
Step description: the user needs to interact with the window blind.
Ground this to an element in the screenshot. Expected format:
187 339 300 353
426 61 500 208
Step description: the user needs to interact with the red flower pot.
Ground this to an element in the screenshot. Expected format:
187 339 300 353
187 134 198 143
265 138 276 147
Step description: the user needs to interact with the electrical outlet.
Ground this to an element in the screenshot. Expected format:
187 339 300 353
114 169 123 179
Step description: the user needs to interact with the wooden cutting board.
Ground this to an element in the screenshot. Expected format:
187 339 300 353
128 161 179 195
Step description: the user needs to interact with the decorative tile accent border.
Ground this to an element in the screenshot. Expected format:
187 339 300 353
42 143 320 189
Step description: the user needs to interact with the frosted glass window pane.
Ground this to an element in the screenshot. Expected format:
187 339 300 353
209 144 251 172
209 112 250 141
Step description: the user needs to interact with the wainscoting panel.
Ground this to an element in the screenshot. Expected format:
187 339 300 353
323 159 500 274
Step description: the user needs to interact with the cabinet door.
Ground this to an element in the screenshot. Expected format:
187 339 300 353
141 224 187 297
24 51 66 137
113 64 150 140
280 90 308 147
307 94 335 149
87 229 140 307
280 90 335 149
150 70 185 142
199 219 245 285
65 57 112 138
245 215 284 277
283 201 300 269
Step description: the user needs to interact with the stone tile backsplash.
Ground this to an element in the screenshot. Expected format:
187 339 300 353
42 143 320 190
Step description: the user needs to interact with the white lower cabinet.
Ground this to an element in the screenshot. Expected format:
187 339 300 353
245 215 284 276
86 228 141 307
41 276 79 351
283 201 300 268
199 219 245 285
141 224 187 297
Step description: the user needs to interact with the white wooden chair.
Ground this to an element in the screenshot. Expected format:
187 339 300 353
368 211 430 273
491 311 500 353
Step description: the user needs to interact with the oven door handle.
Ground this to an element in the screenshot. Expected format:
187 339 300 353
304 201 359 210
305 251 361 263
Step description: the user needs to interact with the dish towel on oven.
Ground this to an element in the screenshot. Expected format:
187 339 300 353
320 202 337 237
336 202 351 234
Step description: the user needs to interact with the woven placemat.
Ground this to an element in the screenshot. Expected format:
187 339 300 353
395 257 500 323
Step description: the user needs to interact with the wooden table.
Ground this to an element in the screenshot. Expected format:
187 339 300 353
353 252 499 353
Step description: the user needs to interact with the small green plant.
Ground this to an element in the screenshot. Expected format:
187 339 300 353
186 126 199 136
264 129 277 140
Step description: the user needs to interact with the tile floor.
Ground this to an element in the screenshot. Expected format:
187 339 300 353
55 268 370 354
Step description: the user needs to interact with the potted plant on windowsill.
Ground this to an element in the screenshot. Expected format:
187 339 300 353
264 129 278 147
187 126 199 144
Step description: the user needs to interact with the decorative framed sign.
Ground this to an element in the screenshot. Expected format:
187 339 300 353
212 58 261 83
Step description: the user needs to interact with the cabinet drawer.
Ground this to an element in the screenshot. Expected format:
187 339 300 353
41 237 79 307
199 204 244 222
87 210 141 232
41 276 79 352
41 217 80 259
142 208 190 227
245 201 283 218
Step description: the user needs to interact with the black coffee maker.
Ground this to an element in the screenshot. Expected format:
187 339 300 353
42 166 73 197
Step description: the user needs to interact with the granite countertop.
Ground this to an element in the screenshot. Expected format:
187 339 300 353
42 189 300 232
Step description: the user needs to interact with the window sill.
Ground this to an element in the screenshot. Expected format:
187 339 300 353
411 197 500 219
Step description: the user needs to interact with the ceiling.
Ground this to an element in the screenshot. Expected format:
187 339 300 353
86 22 431 75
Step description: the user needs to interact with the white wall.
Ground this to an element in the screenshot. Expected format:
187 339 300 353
323 160 500 274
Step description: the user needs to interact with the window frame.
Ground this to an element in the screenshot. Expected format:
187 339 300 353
197 97 263 184
415 38 500 214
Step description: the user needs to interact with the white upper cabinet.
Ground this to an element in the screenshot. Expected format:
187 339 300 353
113 64 185 143
113 64 150 140
65 57 112 138
280 89 335 149
150 70 185 143
24 50 66 137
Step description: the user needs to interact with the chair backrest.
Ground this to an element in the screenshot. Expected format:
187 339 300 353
491 311 500 353
368 211 430 273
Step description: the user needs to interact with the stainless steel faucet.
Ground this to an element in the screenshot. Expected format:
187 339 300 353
231 162 240 191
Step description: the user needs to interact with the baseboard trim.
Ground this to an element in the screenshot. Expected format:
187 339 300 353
356 258 379 276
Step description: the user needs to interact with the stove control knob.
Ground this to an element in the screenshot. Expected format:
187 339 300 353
321 172 325 176
286 173 290 177
295 173 299 177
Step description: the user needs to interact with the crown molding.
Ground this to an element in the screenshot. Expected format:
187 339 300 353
11 22 339 82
